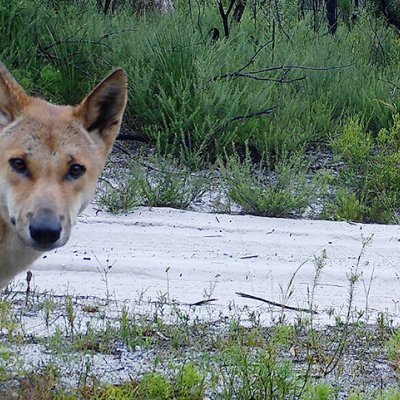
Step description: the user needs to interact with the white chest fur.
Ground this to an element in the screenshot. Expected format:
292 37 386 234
0 231 41 288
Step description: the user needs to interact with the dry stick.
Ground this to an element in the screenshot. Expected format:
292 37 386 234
190 298 218 306
214 63 354 81
36 42 91 78
214 106 277 133
227 106 277 123
218 73 306 83
42 38 113 52
236 291 318 314
237 39 274 74
246 63 354 74
99 29 137 40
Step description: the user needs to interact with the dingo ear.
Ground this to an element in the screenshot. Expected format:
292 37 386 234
75 69 127 149
0 62 28 128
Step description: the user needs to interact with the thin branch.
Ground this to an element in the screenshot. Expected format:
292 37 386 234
218 72 306 83
237 39 274 73
236 291 318 314
214 63 354 81
229 106 277 122
190 298 218 306
99 28 137 40
246 63 354 74
215 106 277 133
42 38 113 52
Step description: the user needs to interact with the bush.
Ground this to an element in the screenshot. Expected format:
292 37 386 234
2 1 400 167
99 155 208 213
325 117 400 223
221 152 327 218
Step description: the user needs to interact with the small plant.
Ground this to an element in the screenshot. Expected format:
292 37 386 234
327 117 400 223
37 64 64 103
221 152 326 218
305 383 335 399
175 364 205 400
65 296 75 338
95 255 115 303
74 322 116 354
0 299 19 339
43 295 56 330
323 188 367 222
0 344 14 381
119 307 155 349
18 364 63 400
100 155 208 213
387 328 400 371
136 372 172 400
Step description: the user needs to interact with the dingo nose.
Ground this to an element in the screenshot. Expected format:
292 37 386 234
29 209 62 246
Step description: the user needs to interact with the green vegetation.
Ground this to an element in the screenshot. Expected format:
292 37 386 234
0 285 399 399
324 117 400 223
100 154 208 213
2 3 400 397
220 152 327 217
2 0 400 221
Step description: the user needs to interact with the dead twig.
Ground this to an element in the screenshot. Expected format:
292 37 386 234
218 72 306 83
246 63 354 74
228 106 277 123
214 63 354 81
190 298 218 306
237 39 274 73
215 106 277 133
235 291 318 314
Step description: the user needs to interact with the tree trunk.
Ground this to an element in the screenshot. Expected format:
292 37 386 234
352 0 359 23
326 0 338 34
380 0 400 30
299 0 305 20
233 0 246 22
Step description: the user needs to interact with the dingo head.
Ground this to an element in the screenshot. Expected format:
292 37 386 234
0 63 127 251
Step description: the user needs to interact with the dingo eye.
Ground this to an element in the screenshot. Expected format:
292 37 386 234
68 164 85 180
9 158 28 175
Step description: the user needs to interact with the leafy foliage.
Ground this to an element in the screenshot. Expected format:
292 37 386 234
221 152 327 218
326 117 400 223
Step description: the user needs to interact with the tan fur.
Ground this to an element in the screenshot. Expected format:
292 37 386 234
0 63 127 288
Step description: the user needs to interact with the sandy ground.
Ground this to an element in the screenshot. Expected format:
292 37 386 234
15 206 400 325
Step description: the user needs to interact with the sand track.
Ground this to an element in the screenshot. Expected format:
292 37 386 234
19 207 400 324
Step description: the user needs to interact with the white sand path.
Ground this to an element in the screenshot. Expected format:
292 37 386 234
15 207 400 324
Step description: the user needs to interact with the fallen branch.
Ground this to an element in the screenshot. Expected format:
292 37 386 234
190 298 218 306
235 291 318 314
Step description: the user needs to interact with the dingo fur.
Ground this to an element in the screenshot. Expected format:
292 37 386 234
0 62 127 288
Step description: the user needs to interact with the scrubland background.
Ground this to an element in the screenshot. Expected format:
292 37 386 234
2 1 400 399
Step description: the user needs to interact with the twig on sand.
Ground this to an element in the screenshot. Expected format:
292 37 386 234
235 291 318 314
190 298 218 306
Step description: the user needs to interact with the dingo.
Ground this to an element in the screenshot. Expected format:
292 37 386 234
0 62 127 288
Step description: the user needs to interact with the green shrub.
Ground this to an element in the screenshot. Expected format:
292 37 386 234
326 117 400 223
2 0 400 167
100 155 208 213
221 152 327 218
175 364 204 400
136 373 172 400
